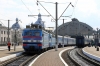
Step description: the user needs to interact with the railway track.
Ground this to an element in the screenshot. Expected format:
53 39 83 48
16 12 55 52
67 48 100 66
0 52 38 66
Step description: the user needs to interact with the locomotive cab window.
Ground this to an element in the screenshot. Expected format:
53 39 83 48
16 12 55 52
34 32 40 36
24 31 32 36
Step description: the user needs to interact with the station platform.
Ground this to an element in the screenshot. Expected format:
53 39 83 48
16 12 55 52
83 46 100 57
1 46 100 66
83 46 100 62
30 47 73 66
0 45 24 62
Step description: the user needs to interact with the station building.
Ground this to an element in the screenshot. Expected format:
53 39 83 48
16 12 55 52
0 24 12 45
55 18 93 38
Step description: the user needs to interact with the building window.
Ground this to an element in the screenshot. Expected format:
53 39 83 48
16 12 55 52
4 31 5 34
4 37 5 42
5 37 7 41
1 31 3 34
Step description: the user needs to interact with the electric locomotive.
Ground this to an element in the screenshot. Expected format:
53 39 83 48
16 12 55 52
22 22 57 52
22 25 42 52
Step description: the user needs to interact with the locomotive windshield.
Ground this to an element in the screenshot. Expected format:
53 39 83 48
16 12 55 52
24 31 32 36
23 30 42 36
34 32 40 36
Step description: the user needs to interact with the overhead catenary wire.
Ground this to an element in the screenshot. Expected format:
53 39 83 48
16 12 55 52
71 0 78 18
37 0 70 4
37 0 55 4
21 0 36 18
33 0 41 14
0 19 25 28
0 19 12 27
58 0 79 33
36 0 75 21
37 0 55 20
58 2 74 20
0 20 6 26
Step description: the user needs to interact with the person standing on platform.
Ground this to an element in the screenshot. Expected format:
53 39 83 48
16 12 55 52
7 42 11 51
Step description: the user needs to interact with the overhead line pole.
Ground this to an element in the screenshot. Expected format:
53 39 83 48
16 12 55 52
62 19 64 48
55 2 58 51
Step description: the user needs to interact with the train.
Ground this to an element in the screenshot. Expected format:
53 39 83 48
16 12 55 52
22 24 77 53
75 36 91 47
22 24 91 53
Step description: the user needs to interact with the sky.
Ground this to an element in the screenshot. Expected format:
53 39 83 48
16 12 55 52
0 0 100 30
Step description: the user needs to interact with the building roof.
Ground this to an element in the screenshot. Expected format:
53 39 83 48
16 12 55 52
0 23 8 29
11 18 22 30
56 18 93 36
34 13 45 28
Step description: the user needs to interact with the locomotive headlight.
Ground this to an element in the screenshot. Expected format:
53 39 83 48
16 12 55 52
37 40 42 42
23 40 28 42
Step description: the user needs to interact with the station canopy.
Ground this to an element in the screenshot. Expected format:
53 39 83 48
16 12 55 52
56 18 93 37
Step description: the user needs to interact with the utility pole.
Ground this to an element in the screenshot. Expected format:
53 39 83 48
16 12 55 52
62 19 64 48
8 20 10 42
55 2 58 51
